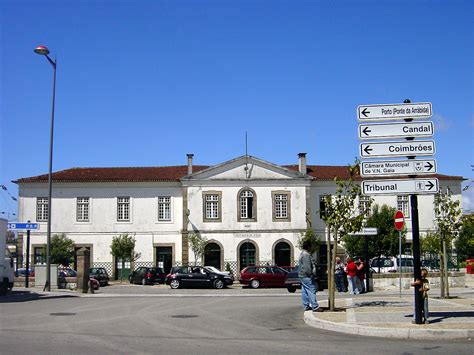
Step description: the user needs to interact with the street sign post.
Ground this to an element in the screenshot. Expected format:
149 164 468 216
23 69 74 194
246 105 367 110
7 223 39 230
360 140 435 158
362 178 439 195
358 102 432 121
394 210 405 298
358 121 434 140
360 159 436 177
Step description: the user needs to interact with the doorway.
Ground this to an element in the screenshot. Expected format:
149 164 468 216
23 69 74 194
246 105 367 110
156 246 173 274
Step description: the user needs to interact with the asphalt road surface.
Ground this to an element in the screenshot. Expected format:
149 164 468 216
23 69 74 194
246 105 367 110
0 287 472 354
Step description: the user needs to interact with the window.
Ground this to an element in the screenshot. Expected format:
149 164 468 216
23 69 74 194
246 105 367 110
158 196 171 221
272 191 291 222
36 198 48 221
359 195 371 216
76 197 90 222
117 197 130 221
238 188 256 221
397 195 410 218
34 247 45 264
203 192 222 222
319 195 331 219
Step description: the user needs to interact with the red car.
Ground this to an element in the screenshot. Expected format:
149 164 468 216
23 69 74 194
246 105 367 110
239 266 288 289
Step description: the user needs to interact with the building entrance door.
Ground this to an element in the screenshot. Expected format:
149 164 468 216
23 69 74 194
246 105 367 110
274 241 291 266
156 246 173 274
239 242 256 271
204 243 221 269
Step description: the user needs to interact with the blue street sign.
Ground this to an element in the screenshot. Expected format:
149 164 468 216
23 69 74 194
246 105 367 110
7 223 40 230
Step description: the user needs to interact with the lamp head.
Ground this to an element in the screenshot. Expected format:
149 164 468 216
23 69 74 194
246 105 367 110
34 45 50 55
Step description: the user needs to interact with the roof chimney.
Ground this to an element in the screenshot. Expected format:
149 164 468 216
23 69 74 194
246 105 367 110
298 153 307 175
187 154 194 175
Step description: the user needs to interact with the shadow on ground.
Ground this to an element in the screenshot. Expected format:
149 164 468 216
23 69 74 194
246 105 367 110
0 290 77 303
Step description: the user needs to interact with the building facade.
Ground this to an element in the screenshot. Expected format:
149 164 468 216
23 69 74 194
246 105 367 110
14 154 463 277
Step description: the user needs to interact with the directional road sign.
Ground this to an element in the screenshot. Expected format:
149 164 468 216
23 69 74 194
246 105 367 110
358 121 434 140
7 223 39 230
360 159 437 177
394 211 405 231
358 102 432 121
362 178 439 195
349 227 378 236
360 140 435 158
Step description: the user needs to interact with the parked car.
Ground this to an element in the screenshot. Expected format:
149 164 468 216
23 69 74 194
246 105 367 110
15 268 35 277
421 258 459 272
89 267 110 286
370 255 414 273
284 264 328 293
239 266 288 289
204 265 234 280
285 264 328 293
129 267 166 285
279 266 298 273
165 266 233 289
58 268 77 277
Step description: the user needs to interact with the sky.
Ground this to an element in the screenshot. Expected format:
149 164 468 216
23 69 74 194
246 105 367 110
1 0 473 220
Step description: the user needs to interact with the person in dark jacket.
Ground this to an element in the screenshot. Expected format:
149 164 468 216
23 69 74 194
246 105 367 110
298 240 322 312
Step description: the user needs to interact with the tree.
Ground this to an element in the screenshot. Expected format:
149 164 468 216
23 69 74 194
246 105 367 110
188 232 207 266
434 189 463 298
297 229 320 255
43 233 75 266
343 204 406 264
455 214 474 261
321 162 372 311
110 234 140 282
420 231 441 256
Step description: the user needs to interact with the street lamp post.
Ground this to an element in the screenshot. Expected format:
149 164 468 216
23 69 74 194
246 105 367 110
34 45 57 292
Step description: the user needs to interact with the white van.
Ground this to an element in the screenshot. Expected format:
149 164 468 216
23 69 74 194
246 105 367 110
370 255 414 273
1 218 14 295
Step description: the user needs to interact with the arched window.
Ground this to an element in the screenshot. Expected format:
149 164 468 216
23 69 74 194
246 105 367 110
238 188 257 221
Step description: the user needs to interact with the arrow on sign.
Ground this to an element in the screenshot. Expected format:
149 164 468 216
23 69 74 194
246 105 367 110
363 145 373 155
362 126 371 136
426 181 435 190
361 108 370 118
425 162 434 171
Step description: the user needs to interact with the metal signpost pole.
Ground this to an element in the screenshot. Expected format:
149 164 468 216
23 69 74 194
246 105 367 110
26 227 30 288
399 230 402 298
411 194 423 324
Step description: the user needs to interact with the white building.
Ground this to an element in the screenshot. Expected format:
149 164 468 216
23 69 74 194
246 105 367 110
14 154 463 277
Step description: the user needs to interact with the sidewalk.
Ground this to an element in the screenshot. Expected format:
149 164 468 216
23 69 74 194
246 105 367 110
305 291 474 340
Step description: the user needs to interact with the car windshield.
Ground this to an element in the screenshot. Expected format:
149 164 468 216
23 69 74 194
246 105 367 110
204 266 223 273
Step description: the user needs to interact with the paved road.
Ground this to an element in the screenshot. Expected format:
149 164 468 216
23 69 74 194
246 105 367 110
1 287 472 354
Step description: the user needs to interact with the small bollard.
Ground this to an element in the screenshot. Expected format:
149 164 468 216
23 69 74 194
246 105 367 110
89 279 94 294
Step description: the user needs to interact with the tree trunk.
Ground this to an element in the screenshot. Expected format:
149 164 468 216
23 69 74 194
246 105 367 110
327 228 334 310
439 250 445 298
442 239 450 298
120 260 125 284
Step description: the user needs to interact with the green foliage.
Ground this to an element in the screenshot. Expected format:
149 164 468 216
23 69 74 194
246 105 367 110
434 190 463 243
188 232 207 266
297 229 320 254
420 231 441 255
342 204 404 259
455 214 474 260
44 233 74 266
110 234 136 260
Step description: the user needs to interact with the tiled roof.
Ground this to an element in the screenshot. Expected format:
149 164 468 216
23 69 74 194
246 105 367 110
14 165 464 183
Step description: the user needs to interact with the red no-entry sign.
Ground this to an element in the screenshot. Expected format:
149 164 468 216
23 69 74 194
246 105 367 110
394 210 405 231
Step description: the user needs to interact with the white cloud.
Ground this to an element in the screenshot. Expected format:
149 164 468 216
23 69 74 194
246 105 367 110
462 183 474 213
432 114 452 132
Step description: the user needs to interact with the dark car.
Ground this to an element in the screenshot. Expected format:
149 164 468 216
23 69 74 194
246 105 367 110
165 266 233 289
285 264 328 293
129 267 166 285
239 266 288 289
89 267 110 286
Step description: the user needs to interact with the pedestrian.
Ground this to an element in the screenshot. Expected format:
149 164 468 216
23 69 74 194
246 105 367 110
411 268 430 324
335 257 346 292
356 257 366 294
298 240 322 312
345 257 359 295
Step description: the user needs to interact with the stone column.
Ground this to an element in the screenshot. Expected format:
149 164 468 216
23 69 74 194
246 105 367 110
76 247 90 293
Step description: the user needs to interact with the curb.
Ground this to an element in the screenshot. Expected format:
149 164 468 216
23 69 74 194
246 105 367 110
304 312 474 340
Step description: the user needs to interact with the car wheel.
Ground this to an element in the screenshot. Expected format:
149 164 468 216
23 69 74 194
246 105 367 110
170 279 180 289
250 279 260 289
142 278 146 286
287 287 296 293
213 279 224 289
